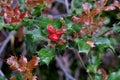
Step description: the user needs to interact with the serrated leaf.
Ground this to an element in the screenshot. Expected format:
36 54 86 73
26 28 46 41
33 4 46 17
93 37 110 45
37 17 61 29
37 48 55 65
93 37 115 52
67 23 82 34
75 38 91 54
22 18 34 28
113 24 120 33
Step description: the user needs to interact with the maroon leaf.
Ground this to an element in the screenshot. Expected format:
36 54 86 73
82 2 90 14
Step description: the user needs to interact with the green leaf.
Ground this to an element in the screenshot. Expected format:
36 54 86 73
75 38 91 54
5 24 20 31
33 4 46 17
0 17 5 30
67 23 82 33
87 56 101 73
0 76 5 80
12 73 24 80
24 34 36 53
64 16 73 28
37 48 55 65
93 73 103 80
18 0 26 10
108 70 120 80
113 24 120 33
26 28 46 41
93 37 115 52
71 0 83 15
22 18 34 29
37 17 62 29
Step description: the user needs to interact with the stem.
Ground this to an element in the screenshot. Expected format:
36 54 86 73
98 28 112 37
55 56 75 80
0 31 15 55
74 50 93 80
65 0 69 14
0 70 8 80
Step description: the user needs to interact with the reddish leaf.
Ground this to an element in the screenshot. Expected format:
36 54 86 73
82 2 90 14
0 0 12 7
4 6 12 18
4 17 11 24
59 38 66 45
27 56 40 71
15 27 25 42
7 56 19 71
25 0 44 8
19 56 28 72
20 12 28 19
72 16 80 23
11 18 22 24
98 68 107 80
113 0 120 9
24 73 37 80
56 29 63 37
90 8 101 17
86 40 95 47
9 77 16 80
7 55 39 80
101 0 108 6
79 14 92 25
13 4 21 16
104 4 116 11
73 32 78 39
3 5 27 24
72 14 93 25
80 27 88 37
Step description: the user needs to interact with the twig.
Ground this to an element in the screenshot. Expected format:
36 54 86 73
65 0 69 14
74 66 80 80
55 56 76 80
0 69 8 80
0 31 15 55
52 14 68 19
1 29 8 38
21 43 27 56
0 32 15 80
56 0 65 4
98 28 113 37
73 50 93 80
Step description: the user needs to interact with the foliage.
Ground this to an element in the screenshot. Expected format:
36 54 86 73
0 0 120 80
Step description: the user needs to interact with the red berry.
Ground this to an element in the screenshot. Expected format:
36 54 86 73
47 24 56 34
48 34 59 42
56 29 63 37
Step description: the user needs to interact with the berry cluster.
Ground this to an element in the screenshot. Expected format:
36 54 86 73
47 24 64 42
